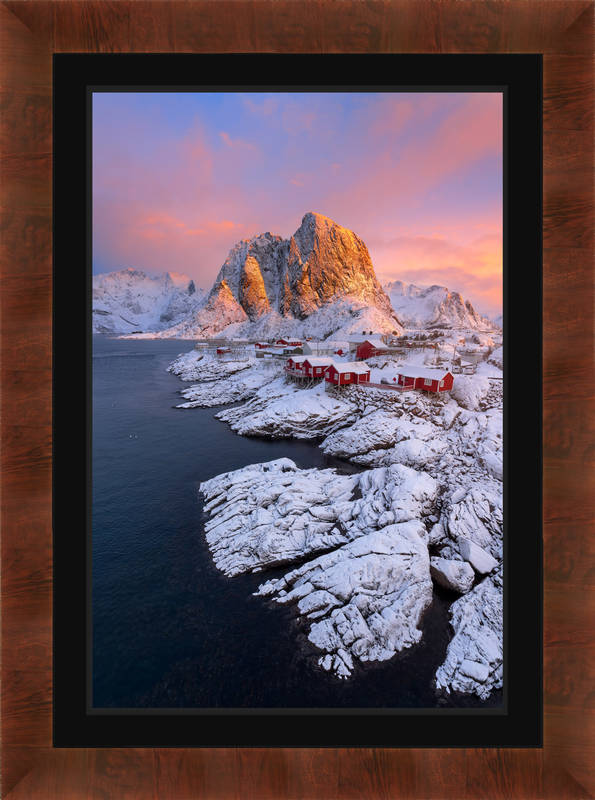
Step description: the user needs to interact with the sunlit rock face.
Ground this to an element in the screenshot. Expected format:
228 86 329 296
203 212 399 327
288 212 395 318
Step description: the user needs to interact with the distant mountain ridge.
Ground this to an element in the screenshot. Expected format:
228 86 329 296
92 268 205 334
384 280 492 330
93 216 499 339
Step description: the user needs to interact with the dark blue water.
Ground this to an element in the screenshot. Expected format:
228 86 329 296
92 337 502 709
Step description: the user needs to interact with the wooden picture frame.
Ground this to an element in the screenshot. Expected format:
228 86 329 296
1 2 593 797
53 51 541 750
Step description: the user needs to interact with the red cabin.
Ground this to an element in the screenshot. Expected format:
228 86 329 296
325 362 371 386
396 367 454 393
285 356 307 373
356 338 389 361
216 347 231 356
254 342 269 349
302 357 334 378
276 338 290 346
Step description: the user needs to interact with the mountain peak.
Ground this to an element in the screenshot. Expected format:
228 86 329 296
301 210 336 227
384 280 486 329
194 212 401 334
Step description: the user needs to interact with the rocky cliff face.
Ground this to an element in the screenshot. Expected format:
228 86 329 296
384 280 489 329
159 278 248 339
207 212 396 323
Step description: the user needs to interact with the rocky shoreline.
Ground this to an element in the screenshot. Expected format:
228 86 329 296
169 345 503 700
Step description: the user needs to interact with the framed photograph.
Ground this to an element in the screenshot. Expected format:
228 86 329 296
2 1 592 796
53 53 541 748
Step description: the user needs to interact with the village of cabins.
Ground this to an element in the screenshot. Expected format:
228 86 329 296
208 333 460 394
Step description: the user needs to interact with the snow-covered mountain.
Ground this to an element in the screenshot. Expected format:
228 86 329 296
152 212 402 339
92 268 205 334
384 280 492 330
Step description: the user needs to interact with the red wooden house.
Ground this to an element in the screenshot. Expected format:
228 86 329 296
302 357 335 379
216 347 231 356
276 338 290 346
396 366 454 393
254 342 269 349
355 337 389 361
325 362 371 386
285 355 307 374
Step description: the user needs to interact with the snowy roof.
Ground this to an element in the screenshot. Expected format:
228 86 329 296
398 365 452 380
347 333 383 343
288 355 308 364
304 341 348 351
303 356 336 366
330 361 370 374
360 337 388 349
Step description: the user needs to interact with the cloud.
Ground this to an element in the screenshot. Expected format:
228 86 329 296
373 229 502 316
219 131 257 151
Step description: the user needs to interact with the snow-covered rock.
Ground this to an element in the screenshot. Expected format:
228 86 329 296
458 538 499 575
435 569 503 699
199 459 359 576
384 280 491 330
199 456 440 677
488 345 504 369
216 380 359 439
257 521 433 678
450 376 491 411
151 278 248 338
167 352 282 408
354 464 439 531
322 409 440 464
444 485 503 561
168 351 252 383
92 268 205 334
430 557 475 594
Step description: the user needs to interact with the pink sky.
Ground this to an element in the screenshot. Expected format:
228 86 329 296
93 92 502 316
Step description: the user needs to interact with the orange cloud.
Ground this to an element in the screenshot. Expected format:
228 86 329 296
373 228 502 315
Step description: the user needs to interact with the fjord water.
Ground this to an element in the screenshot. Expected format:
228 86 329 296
92 336 501 709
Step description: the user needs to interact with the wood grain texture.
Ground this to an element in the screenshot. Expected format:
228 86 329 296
1 1 593 798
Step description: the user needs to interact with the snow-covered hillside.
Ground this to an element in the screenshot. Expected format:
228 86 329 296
92 268 205 334
151 295 403 342
384 280 492 330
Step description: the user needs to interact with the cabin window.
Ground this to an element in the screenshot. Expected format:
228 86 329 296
424 378 432 386
345 373 351 379
439 379 444 387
